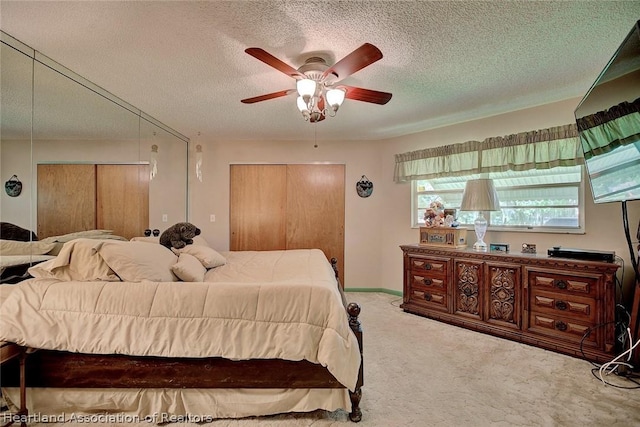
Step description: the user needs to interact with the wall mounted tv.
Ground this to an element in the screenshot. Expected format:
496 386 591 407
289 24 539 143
575 19 640 204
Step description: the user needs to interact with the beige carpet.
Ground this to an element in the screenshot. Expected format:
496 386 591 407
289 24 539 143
5 292 640 426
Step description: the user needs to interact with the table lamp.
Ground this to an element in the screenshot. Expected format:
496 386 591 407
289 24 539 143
460 178 500 251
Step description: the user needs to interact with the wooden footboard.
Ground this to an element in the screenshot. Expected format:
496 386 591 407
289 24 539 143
0 307 364 422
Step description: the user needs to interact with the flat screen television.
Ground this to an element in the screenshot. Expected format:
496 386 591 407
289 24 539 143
575 19 640 204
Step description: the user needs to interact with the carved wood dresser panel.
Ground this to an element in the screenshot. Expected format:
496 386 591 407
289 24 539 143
400 245 620 363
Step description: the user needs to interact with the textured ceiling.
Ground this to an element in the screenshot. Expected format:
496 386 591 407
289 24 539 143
1 1 639 142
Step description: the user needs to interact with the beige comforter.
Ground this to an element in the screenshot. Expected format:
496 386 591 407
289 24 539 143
0 249 360 391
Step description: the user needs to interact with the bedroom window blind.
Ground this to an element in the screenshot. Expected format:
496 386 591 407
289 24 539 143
400 124 585 232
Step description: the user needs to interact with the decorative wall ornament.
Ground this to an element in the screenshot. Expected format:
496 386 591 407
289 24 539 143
356 175 373 198
4 175 22 197
196 144 203 182
150 143 159 180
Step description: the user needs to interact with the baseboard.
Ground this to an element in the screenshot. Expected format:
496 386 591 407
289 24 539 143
344 288 403 297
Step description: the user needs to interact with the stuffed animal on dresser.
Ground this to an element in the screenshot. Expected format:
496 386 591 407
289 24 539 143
159 222 201 249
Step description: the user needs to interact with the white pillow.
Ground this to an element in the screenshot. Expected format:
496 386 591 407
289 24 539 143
171 244 226 269
0 239 57 256
172 252 206 282
98 241 178 282
192 235 211 247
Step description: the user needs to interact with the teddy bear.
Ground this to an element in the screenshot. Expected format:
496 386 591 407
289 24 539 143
159 222 201 249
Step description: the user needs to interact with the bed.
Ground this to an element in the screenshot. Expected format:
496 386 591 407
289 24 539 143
0 238 364 422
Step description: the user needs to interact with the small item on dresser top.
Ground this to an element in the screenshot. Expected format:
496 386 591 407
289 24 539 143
521 243 536 254
490 243 510 252
144 229 152 236
152 229 160 237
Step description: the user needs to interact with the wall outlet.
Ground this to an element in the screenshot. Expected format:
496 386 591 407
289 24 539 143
210 214 216 222
162 214 168 222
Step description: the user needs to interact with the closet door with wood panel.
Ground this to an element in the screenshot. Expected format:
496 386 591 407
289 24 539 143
37 164 97 239
96 164 149 239
37 164 149 240
230 164 345 285
230 164 287 251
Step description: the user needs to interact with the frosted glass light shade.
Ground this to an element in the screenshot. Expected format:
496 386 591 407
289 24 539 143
296 96 309 112
296 79 316 97
326 88 345 109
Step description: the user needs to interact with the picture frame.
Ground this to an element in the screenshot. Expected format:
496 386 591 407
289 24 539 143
521 243 537 254
490 243 509 252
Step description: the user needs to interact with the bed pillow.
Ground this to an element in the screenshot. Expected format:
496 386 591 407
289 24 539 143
27 238 119 281
0 239 57 256
171 244 226 269
98 241 178 282
40 229 115 243
130 236 160 244
192 235 211 247
171 252 206 282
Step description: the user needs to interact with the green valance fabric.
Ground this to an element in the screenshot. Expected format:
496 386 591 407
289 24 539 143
575 97 640 160
394 124 582 182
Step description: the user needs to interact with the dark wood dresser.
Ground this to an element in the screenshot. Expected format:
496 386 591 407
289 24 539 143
400 244 620 363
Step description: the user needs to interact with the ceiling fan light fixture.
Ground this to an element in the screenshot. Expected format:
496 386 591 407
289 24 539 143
296 78 316 98
326 88 345 112
296 96 311 120
242 44 392 124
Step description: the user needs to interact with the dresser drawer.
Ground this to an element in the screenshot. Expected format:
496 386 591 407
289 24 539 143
408 286 448 310
409 256 449 276
527 270 598 298
528 313 597 346
409 273 446 290
529 289 596 324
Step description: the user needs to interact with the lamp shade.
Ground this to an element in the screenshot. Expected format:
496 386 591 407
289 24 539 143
326 88 346 108
296 78 316 98
460 179 500 211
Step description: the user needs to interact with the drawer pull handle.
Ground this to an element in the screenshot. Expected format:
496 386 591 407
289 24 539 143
555 300 567 310
423 264 432 270
423 278 432 286
554 280 567 290
555 320 567 331
424 293 432 301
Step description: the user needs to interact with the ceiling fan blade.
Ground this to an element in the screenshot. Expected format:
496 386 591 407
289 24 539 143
322 43 383 81
340 85 392 105
241 89 295 104
245 48 305 79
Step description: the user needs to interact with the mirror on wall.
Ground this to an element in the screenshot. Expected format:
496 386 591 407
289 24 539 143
1 31 189 246
575 20 640 205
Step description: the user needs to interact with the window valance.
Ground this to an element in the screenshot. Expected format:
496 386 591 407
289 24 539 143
575 97 640 160
394 124 582 182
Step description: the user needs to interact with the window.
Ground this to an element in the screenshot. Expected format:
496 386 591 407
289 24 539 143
412 166 584 232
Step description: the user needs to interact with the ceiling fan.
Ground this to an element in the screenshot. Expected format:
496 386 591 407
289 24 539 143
241 43 392 123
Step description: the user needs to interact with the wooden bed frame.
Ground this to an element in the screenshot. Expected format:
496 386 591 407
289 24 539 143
0 259 364 423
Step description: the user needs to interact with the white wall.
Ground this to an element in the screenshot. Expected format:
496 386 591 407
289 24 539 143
190 97 639 300
189 138 386 290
